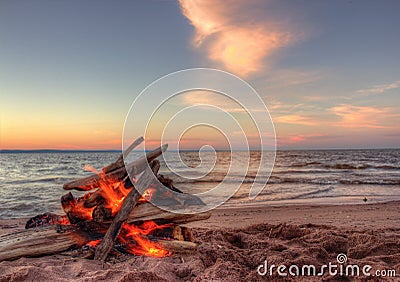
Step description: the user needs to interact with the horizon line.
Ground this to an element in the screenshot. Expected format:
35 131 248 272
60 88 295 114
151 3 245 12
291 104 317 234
1 147 399 153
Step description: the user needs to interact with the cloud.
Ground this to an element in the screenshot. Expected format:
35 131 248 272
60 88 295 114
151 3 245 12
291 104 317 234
180 90 226 106
274 114 318 126
270 101 399 131
178 0 293 77
331 104 399 129
277 133 331 145
356 80 400 95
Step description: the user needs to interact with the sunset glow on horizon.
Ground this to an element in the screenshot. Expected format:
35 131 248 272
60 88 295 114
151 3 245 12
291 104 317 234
1 0 399 150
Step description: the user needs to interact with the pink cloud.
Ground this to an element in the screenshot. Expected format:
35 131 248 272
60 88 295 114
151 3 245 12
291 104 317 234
178 0 293 77
274 114 318 126
277 133 330 146
331 104 399 129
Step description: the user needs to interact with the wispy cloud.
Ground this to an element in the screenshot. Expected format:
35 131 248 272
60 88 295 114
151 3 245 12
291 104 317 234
178 0 294 77
274 114 318 126
267 100 311 113
271 102 400 130
180 90 228 107
356 80 400 95
331 104 399 129
277 133 331 145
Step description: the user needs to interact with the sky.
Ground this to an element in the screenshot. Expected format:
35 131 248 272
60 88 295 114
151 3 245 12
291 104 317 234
1 0 399 150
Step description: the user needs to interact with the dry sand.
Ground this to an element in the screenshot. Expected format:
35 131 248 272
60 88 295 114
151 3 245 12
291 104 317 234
1 201 400 281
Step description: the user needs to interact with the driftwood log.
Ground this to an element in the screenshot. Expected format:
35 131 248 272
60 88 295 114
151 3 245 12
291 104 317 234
0 225 94 262
156 239 197 253
0 222 199 262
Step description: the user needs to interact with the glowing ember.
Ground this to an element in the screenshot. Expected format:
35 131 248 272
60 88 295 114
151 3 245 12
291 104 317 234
68 194 95 220
138 187 155 203
58 217 71 225
25 213 71 228
86 239 102 248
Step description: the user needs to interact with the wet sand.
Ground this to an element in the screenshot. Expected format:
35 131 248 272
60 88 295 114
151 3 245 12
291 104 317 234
189 200 400 229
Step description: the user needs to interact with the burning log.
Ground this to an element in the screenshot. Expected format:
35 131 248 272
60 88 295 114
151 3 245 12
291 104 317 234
61 192 94 224
1 139 211 262
0 221 197 261
83 190 104 208
94 158 162 261
92 205 112 223
83 175 134 209
61 190 210 227
63 144 168 191
102 137 144 174
0 206 209 262
82 175 132 211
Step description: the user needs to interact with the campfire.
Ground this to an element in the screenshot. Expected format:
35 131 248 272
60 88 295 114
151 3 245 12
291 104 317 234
0 137 210 262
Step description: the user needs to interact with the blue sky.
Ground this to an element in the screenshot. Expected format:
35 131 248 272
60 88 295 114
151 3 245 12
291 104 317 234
1 0 399 149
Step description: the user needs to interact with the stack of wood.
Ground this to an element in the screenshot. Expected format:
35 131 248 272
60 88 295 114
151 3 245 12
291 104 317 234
0 137 210 262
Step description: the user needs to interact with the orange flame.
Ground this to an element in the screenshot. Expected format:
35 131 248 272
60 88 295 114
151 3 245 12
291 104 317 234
65 164 156 221
99 180 130 215
66 193 95 220
63 165 158 221
118 222 171 258
72 165 169 257
125 235 170 258
84 165 134 215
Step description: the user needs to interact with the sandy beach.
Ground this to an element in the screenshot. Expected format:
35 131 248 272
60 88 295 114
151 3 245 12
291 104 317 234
1 201 399 281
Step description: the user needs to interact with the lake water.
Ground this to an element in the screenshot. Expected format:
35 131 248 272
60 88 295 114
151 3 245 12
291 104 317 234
0 149 399 218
